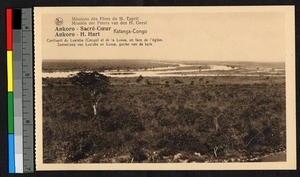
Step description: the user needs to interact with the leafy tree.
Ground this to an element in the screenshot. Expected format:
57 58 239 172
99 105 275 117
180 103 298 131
136 75 144 83
71 71 110 117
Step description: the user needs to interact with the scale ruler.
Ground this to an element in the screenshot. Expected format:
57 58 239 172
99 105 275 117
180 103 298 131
7 8 34 173
21 8 34 173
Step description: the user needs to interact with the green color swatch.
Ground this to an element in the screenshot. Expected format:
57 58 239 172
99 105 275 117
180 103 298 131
8 92 14 134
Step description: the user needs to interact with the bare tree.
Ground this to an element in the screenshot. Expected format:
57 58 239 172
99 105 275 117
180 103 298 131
214 113 223 133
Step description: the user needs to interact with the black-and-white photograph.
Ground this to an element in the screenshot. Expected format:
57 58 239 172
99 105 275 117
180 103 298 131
42 59 286 163
34 7 295 170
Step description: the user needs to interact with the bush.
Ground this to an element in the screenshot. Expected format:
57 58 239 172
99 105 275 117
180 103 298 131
136 75 143 83
65 130 97 162
158 127 208 154
99 106 145 132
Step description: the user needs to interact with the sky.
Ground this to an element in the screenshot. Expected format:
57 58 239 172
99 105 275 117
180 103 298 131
41 10 288 62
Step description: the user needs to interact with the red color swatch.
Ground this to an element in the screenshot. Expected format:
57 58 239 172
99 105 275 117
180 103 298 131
6 9 12 50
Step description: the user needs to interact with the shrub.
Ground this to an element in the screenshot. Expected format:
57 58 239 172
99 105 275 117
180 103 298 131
136 75 143 83
99 106 145 132
65 130 97 162
158 127 208 154
174 79 182 84
165 81 170 87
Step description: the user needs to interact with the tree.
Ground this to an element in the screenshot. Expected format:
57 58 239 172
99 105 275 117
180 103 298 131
136 75 144 83
71 71 110 117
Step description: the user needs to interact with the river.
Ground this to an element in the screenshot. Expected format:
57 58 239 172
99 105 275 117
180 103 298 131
42 62 283 78
42 64 240 78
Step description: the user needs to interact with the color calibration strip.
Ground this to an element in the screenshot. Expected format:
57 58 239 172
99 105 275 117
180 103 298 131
7 8 15 174
7 8 34 173
13 9 23 173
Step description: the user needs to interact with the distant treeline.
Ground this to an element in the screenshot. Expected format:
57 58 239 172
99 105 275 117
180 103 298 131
42 59 178 72
180 61 285 69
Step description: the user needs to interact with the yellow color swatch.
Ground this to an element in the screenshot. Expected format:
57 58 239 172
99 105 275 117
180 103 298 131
7 51 13 92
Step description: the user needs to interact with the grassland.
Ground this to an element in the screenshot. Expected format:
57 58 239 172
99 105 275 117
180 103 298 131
42 75 286 163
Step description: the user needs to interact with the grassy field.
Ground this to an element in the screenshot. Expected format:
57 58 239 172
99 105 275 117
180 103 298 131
43 76 286 163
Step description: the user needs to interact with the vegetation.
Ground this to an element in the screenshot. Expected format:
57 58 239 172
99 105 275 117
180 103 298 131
71 71 109 116
43 76 285 163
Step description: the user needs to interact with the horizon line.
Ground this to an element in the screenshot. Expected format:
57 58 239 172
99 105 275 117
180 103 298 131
43 59 285 63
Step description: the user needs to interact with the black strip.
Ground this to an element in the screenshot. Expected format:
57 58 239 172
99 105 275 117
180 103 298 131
12 9 21 29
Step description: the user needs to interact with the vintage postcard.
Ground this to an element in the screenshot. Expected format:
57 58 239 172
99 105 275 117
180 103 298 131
34 6 296 170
